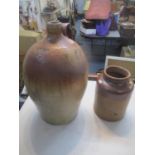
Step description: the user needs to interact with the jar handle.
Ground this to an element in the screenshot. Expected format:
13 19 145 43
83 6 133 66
96 70 104 84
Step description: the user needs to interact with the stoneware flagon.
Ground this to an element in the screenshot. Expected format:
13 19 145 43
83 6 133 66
23 21 88 125
94 65 134 121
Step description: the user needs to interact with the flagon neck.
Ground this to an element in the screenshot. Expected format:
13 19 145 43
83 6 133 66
46 20 63 42
47 20 62 36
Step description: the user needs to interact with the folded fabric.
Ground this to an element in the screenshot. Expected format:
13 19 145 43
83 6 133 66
85 0 111 20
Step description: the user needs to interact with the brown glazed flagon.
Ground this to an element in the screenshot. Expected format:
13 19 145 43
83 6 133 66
94 65 134 121
23 21 88 124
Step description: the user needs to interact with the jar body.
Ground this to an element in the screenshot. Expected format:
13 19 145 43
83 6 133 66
94 66 134 121
23 26 88 124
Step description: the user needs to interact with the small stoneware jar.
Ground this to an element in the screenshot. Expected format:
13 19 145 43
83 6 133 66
94 65 134 121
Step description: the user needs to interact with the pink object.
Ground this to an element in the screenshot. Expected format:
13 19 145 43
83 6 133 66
85 0 111 20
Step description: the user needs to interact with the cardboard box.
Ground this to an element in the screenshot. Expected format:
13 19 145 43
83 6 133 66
105 55 135 80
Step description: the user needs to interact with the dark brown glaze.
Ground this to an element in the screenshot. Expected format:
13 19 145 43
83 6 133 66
23 21 88 124
94 65 134 121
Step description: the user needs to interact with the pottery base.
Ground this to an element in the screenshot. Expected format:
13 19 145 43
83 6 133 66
40 112 78 125
94 105 125 122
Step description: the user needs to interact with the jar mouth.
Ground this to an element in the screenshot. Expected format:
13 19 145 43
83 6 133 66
47 20 62 34
104 65 131 80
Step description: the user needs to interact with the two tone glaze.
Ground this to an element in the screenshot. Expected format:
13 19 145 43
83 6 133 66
23 21 88 124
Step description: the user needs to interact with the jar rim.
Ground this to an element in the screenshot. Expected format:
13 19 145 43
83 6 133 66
104 65 131 81
47 20 62 34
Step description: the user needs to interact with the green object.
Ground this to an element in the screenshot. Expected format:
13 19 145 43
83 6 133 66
19 26 42 54
84 0 91 11
121 46 135 58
